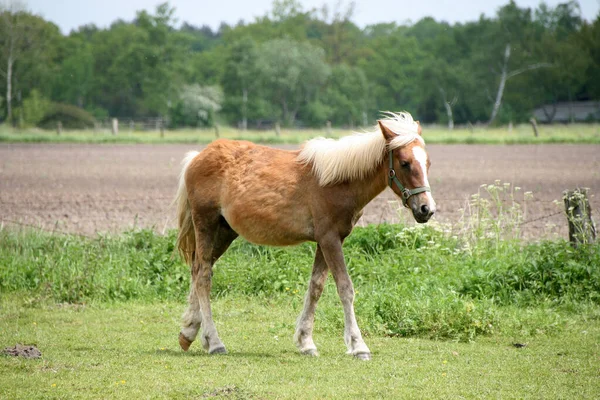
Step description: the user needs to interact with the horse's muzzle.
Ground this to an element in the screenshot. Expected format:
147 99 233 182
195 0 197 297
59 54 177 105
412 203 435 224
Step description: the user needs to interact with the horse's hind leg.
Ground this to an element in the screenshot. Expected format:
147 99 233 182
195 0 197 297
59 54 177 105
180 276 201 351
180 213 237 354
294 245 328 356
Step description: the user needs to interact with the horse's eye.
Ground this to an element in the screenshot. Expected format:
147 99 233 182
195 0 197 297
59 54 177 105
401 161 410 169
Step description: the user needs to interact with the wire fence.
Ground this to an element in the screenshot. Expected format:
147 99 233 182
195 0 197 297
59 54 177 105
0 197 567 206
0 195 569 239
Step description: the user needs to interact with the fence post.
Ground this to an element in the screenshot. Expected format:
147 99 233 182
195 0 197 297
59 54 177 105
111 118 119 135
275 122 280 137
214 124 220 138
467 121 474 133
56 121 62 136
326 120 332 137
563 188 596 247
157 119 164 138
529 117 539 137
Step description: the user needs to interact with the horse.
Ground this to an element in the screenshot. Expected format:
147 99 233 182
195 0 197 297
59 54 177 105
174 111 436 360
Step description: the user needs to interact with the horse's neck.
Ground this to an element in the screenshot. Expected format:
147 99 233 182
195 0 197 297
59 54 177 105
350 161 389 210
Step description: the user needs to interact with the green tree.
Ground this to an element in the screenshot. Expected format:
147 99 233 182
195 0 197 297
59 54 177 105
52 36 94 108
170 84 223 127
322 64 369 126
579 16 600 100
88 3 184 118
0 3 61 122
257 38 330 125
221 37 260 129
359 29 425 116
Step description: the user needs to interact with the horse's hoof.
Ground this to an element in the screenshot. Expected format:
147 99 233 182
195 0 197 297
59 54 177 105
300 348 319 357
209 346 227 355
179 332 193 351
353 352 371 361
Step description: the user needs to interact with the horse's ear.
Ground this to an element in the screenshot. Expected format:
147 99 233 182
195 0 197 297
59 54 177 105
377 120 396 141
416 121 422 136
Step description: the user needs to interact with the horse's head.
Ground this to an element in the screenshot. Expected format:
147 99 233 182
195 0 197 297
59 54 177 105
378 117 436 224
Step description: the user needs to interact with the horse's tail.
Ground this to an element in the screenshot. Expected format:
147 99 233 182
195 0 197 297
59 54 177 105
175 150 200 266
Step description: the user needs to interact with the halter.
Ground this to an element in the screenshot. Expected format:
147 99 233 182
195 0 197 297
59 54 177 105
388 149 431 208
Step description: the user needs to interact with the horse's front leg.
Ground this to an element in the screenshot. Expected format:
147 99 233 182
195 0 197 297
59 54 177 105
319 235 371 360
294 245 328 356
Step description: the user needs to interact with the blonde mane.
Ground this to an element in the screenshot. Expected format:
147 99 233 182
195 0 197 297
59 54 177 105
297 112 424 186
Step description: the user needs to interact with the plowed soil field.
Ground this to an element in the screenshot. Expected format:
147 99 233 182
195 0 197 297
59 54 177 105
1 143 598 240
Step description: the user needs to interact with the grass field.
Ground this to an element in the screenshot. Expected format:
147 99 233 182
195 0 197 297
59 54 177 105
1 123 599 145
1 297 599 399
1 204 599 399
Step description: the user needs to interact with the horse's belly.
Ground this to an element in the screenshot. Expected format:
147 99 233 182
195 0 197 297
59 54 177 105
221 204 313 246
218 158 315 246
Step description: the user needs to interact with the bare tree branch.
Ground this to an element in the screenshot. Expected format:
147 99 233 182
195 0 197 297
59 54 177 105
488 44 553 126
507 63 553 79
438 87 456 130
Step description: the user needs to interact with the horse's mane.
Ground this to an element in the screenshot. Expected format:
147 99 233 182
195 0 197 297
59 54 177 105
297 112 424 186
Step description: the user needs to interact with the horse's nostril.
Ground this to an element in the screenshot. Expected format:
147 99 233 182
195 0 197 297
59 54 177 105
420 204 430 215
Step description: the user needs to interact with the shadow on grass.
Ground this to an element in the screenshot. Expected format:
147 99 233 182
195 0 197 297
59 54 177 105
149 348 280 359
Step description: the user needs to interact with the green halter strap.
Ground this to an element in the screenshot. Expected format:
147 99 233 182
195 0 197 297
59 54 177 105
388 150 431 207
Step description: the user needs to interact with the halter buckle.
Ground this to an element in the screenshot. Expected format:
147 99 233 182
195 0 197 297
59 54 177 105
401 188 411 200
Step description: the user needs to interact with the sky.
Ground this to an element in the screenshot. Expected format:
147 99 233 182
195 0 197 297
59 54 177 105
25 0 600 34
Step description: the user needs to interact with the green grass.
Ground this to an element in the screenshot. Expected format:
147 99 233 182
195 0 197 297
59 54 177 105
1 123 599 144
1 223 598 341
1 296 599 399
1 186 599 398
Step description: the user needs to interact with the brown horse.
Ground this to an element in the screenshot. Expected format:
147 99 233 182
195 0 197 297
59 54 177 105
175 112 435 360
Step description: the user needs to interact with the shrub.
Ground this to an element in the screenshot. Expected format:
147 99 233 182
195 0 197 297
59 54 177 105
20 89 51 126
38 103 96 129
460 241 600 305
356 290 498 341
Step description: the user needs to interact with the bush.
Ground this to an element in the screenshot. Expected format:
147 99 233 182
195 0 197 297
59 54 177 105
38 103 97 129
21 89 51 126
460 241 600 305
355 290 498 341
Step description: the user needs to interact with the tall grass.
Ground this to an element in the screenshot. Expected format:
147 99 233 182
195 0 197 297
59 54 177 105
1 224 598 342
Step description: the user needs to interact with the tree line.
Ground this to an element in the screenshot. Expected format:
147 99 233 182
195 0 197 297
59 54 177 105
0 0 598 129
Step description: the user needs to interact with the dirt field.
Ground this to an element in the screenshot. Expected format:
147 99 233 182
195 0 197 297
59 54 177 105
1 143 598 240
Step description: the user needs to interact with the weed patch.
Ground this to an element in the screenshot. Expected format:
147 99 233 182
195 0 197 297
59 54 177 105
1 221 598 341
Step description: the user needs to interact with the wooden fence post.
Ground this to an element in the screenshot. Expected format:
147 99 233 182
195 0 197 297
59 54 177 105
214 124 220 138
326 120 332 137
157 119 164 138
529 117 539 137
563 188 596 247
56 121 62 136
111 118 119 135
275 122 280 137
467 121 474 133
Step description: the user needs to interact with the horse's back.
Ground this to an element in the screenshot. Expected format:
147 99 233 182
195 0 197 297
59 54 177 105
185 139 316 245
